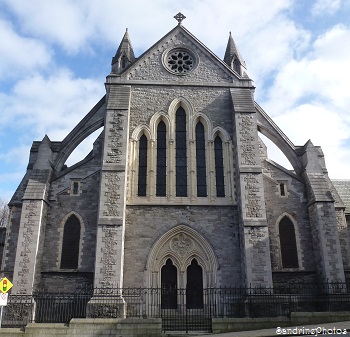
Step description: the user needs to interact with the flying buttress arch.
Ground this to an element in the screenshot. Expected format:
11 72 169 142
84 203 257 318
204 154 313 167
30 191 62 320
255 103 303 175
54 96 106 172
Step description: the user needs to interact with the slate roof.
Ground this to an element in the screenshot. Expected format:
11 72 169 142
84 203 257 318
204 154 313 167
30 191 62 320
332 180 350 213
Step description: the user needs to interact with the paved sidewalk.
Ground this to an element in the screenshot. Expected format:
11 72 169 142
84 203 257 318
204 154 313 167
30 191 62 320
193 320 350 336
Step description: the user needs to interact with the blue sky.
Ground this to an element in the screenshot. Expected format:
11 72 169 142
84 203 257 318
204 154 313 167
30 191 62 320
1 0 350 201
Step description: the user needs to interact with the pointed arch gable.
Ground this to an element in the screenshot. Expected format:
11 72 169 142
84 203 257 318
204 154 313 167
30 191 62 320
150 112 170 140
212 126 230 142
192 113 213 140
131 124 151 140
168 97 194 139
146 225 218 287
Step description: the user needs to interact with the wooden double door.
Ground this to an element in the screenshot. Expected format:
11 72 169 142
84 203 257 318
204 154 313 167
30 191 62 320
161 258 203 309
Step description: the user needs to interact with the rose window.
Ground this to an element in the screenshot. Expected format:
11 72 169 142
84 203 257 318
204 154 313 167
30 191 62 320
164 48 197 75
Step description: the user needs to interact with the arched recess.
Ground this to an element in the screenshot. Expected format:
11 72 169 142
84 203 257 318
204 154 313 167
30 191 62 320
276 212 302 270
255 103 303 174
149 112 171 140
54 96 106 172
212 126 230 142
57 211 85 270
146 225 218 288
192 113 213 141
131 124 151 141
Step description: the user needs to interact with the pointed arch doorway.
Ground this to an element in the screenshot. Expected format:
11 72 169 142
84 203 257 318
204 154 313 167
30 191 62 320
187 259 203 309
160 257 204 310
146 225 218 310
161 259 177 309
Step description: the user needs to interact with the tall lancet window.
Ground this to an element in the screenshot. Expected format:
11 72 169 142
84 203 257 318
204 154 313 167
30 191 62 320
137 134 148 196
214 136 225 197
195 122 207 197
279 216 299 268
176 107 187 197
156 121 167 196
60 214 81 269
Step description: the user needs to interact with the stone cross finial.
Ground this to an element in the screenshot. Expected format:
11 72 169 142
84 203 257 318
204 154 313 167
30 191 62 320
174 12 186 25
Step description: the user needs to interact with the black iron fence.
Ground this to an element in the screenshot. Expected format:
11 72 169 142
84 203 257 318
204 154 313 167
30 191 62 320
2 283 350 331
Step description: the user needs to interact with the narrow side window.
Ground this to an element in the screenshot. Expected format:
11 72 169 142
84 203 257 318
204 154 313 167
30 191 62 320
60 214 81 269
156 121 167 196
175 107 187 197
279 216 299 268
195 122 207 197
138 135 148 196
214 136 225 197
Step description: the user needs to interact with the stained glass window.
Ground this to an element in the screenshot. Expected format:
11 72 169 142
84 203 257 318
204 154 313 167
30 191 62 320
138 135 147 196
176 108 187 197
156 121 167 196
214 136 225 197
195 122 207 197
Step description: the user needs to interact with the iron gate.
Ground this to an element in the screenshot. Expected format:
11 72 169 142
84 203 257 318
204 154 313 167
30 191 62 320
160 288 211 332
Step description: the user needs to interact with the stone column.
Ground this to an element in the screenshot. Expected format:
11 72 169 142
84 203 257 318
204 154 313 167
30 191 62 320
230 88 273 288
88 84 131 317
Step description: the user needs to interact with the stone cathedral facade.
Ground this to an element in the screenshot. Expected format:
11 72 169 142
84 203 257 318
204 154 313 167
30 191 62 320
3 16 350 298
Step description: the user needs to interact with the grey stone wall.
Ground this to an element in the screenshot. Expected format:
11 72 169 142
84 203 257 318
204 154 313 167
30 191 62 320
38 136 103 291
262 161 316 274
272 271 318 285
129 86 233 137
124 205 240 287
1 205 22 278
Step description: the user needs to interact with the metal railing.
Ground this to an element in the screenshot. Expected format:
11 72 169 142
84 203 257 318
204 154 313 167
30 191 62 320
1 283 350 330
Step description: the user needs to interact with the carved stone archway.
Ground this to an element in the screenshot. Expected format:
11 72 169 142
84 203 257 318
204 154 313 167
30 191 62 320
146 225 218 289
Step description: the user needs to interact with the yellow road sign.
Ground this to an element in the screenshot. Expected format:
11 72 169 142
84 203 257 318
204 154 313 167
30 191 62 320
0 277 13 294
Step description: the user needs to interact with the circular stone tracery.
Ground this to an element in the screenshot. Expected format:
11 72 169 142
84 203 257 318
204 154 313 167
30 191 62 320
164 48 196 75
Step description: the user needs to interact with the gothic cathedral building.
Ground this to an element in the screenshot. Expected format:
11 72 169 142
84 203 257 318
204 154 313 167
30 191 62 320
3 15 350 297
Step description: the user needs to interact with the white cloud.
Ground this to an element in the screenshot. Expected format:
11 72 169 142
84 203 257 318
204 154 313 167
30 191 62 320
263 24 350 114
3 0 92 54
260 23 350 178
0 69 104 139
312 0 342 16
0 18 51 79
2 0 295 57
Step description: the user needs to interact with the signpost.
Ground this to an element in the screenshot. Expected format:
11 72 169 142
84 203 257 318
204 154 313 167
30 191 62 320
0 277 13 328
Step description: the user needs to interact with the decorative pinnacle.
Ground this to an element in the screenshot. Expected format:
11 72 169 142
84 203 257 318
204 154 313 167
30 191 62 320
174 12 186 25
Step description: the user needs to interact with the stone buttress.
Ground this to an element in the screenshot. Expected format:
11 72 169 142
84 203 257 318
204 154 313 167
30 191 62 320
302 141 346 284
231 88 273 288
12 136 53 294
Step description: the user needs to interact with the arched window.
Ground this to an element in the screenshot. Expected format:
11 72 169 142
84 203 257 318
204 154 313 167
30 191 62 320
175 107 187 197
156 121 167 196
196 122 207 197
121 55 127 69
214 135 225 197
279 216 299 268
233 58 240 75
137 134 147 196
60 214 81 269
